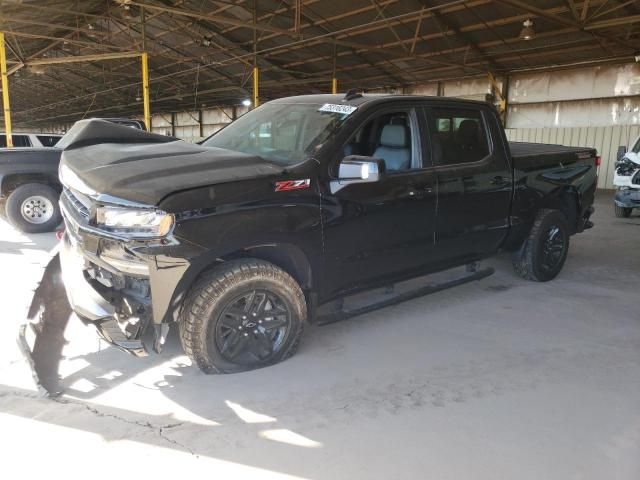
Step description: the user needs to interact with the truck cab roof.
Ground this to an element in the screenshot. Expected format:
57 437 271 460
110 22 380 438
269 93 492 108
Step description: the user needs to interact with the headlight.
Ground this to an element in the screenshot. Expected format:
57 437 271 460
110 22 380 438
95 206 174 238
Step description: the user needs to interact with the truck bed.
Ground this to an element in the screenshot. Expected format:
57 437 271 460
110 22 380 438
509 141 595 161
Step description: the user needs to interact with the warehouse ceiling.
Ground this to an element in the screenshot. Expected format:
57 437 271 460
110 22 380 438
1 0 639 127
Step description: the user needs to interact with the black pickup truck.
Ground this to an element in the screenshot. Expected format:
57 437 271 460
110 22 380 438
0 118 146 233
38 93 597 375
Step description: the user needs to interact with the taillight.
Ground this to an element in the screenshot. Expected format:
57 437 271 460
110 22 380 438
595 155 601 167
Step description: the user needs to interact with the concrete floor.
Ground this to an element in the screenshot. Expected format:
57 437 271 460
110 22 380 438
0 191 638 479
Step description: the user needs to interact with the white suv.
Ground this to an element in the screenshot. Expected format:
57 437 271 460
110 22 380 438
0 132 63 148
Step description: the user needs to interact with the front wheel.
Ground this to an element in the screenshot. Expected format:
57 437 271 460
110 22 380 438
179 259 306 374
614 204 632 218
5 183 62 233
512 209 570 282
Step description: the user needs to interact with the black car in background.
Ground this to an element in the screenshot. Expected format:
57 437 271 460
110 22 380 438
0 118 146 233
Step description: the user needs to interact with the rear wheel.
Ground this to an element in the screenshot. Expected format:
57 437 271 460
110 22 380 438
5 183 61 233
513 209 570 282
179 259 306 374
614 204 632 218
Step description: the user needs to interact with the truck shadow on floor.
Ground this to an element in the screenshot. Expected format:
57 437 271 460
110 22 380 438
41 259 524 412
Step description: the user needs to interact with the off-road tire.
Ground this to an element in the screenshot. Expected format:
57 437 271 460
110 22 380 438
179 259 306 374
512 209 570 282
614 204 632 218
5 183 62 233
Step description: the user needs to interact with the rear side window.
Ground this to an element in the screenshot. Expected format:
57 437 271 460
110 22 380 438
37 135 61 147
0 134 31 147
428 107 490 166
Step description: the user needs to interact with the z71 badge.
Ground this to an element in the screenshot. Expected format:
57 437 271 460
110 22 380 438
274 179 311 192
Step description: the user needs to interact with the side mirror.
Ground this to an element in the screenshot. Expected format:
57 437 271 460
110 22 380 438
617 145 628 162
331 156 385 193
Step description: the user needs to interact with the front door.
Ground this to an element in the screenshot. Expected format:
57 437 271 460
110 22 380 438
321 106 437 299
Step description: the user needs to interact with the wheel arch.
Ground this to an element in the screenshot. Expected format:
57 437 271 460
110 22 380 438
222 244 314 290
1 172 61 198
161 242 317 324
540 186 580 233
503 186 581 252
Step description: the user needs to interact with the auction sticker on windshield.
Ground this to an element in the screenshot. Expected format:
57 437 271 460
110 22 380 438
318 104 357 115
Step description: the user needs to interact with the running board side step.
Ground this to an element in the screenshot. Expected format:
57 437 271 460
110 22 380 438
317 266 494 326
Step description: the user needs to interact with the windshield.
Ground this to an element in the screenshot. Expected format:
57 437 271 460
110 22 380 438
203 102 354 164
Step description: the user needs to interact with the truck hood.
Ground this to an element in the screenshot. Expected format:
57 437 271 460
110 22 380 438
623 151 640 165
60 128 284 205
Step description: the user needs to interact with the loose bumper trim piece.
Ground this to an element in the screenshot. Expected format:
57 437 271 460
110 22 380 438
615 189 640 208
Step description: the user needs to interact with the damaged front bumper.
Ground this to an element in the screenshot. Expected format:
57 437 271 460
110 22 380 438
614 188 640 209
59 229 156 356
19 223 179 395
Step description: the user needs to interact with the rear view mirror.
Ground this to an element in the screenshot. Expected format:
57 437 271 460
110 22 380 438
617 145 628 162
330 156 385 193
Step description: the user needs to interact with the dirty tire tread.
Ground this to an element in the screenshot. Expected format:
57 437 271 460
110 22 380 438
179 259 306 374
614 204 632 218
5 183 62 234
512 209 569 282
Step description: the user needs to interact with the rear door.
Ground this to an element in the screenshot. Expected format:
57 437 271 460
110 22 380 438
321 104 437 298
425 104 512 266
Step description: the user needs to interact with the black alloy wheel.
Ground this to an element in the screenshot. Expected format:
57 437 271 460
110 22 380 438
214 290 291 366
539 225 566 274
179 259 306 374
512 209 570 282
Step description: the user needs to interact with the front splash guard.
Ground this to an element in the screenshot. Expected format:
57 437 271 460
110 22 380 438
17 252 71 397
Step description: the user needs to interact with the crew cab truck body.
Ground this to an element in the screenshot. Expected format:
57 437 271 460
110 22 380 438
49 94 597 374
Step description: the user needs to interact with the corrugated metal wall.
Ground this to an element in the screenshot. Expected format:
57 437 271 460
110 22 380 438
150 106 248 143
506 64 640 129
505 125 640 189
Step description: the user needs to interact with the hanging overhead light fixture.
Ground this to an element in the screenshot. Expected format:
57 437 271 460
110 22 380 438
28 65 47 75
121 4 139 21
519 19 535 41
86 23 99 38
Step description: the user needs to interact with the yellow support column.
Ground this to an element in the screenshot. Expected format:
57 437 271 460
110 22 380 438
332 43 337 94
141 52 151 131
252 66 259 108
0 33 13 148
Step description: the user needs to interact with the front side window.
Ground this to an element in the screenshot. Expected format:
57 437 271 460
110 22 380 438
342 109 419 172
203 102 352 165
429 107 490 166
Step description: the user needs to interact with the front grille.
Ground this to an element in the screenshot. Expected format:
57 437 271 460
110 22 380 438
63 187 91 219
